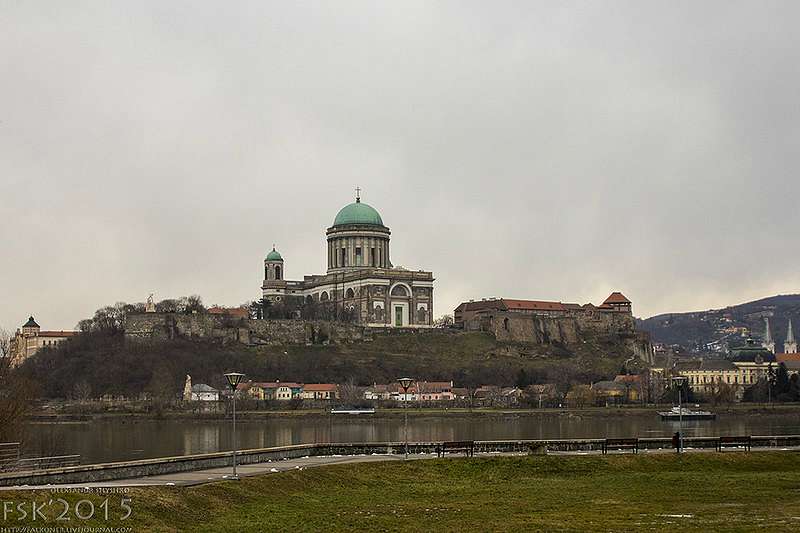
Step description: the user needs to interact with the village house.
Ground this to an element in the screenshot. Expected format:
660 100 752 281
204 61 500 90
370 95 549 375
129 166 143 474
241 381 303 401
362 381 457 402
190 384 220 402
591 381 627 405
300 384 339 400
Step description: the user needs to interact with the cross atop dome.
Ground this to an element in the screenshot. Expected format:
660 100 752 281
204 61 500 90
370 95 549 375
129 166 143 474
355 186 361 203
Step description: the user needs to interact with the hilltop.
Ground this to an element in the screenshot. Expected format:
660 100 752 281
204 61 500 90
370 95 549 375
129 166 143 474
637 294 800 353
17 327 638 400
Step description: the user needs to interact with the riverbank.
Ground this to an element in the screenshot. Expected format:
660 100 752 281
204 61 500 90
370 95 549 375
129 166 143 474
25 402 800 422
3 453 800 531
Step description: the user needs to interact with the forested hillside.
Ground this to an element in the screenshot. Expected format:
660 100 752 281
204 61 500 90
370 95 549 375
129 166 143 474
17 328 636 399
637 294 800 352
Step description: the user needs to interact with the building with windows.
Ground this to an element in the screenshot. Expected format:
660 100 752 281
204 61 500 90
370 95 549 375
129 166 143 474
453 292 633 329
299 384 339 400
261 192 434 328
190 384 220 402
9 316 76 364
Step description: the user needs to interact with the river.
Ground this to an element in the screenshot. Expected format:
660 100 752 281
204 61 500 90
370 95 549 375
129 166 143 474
19 410 800 465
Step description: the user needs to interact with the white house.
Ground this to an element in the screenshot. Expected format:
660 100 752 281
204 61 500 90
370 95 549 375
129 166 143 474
190 384 220 402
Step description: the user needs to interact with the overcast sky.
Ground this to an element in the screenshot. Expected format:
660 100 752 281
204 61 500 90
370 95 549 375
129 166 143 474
2 1 799 330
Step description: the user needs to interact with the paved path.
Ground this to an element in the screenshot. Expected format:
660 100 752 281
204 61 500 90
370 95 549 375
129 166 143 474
3 445 799 491
1 453 412 490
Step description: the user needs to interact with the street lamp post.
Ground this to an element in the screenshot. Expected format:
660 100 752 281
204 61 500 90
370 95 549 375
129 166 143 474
671 376 687 453
224 372 245 479
398 377 414 460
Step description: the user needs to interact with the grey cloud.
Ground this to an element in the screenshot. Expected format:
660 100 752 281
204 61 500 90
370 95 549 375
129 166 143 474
1 1 799 330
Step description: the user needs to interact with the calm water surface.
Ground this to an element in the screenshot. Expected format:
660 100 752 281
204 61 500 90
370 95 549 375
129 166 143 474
21 411 800 464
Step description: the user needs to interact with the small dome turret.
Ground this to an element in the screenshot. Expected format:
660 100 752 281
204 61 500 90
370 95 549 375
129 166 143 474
265 247 283 261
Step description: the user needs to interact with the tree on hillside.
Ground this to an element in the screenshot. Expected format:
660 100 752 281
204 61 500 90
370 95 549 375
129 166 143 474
706 380 736 406
183 295 206 314
434 315 454 328
659 377 694 404
0 328 33 444
515 368 532 388
566 385 596 408
743 378 770 403
775 363 791 400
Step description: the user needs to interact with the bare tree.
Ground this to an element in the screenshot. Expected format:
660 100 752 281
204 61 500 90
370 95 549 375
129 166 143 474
0 328 33 443
433 314 454 328
338 377 362 405
72 380 93 403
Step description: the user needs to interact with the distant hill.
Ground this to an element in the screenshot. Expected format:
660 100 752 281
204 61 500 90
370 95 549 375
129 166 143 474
637 294 800 353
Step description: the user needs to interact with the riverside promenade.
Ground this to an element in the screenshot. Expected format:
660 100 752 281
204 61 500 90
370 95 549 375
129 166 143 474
2 436 799 490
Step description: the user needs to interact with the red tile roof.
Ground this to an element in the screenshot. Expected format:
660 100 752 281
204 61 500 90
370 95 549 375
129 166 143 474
39 331 77 338
303 384 338 392
776 353 800 362
502 299 567 311
250 381 303 389
602 292 631 305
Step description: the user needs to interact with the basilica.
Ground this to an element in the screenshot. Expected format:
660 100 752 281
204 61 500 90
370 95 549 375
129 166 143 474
261 193 434 328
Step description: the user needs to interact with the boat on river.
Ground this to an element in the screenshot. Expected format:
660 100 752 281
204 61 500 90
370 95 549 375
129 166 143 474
330 408 376 415
658 406 716 421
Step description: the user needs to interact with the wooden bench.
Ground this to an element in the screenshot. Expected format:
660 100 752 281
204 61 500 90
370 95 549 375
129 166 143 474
717 436 751 452
602 438 638 454
436 441 474 458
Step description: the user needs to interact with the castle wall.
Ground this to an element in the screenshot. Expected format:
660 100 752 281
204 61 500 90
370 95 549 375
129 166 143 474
476 309 653 363
125 313 367 346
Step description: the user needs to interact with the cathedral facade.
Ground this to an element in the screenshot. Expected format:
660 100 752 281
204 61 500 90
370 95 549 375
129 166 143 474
261 194 434 328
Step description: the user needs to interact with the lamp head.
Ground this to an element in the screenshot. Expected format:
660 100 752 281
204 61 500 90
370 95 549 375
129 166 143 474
398 377 414 391
225 372 245 391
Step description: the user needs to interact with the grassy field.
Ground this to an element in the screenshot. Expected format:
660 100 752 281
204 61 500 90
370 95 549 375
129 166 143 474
4 453 800 531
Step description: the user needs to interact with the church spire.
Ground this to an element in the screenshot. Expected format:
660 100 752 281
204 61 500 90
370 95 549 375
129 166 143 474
785 319 798 354
762 317 775 353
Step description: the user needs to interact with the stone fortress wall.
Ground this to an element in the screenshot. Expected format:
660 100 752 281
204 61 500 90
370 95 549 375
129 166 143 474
478 309 653 363
125 313 369 346
125 310 653 363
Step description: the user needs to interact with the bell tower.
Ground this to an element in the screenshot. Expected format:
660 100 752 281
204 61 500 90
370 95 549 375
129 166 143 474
264 245 284 281
262 246 287 302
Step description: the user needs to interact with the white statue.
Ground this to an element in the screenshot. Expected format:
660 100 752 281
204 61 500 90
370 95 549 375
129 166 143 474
145 294 156 313
183 374 192 401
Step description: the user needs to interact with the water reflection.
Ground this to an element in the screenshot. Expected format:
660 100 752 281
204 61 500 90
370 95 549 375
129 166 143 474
20 411 800 465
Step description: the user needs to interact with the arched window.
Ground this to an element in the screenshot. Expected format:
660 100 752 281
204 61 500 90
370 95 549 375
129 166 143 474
390 284 409 297
320 292 330 301
275 265 281 280
306 295 314 304
345 288 355 299
264 266 269 279
503 318 509 331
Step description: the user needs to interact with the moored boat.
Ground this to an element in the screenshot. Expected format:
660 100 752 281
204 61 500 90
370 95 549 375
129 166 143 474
658 406 716 420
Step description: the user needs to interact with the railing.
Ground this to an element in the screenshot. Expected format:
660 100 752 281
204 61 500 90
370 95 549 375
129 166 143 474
0 443 80 472
0 443 20 472
2 436 800 487
17 455 81 470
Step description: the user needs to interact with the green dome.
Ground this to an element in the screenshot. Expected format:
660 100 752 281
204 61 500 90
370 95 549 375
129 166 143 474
265 247 283 261
333 200 384 226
